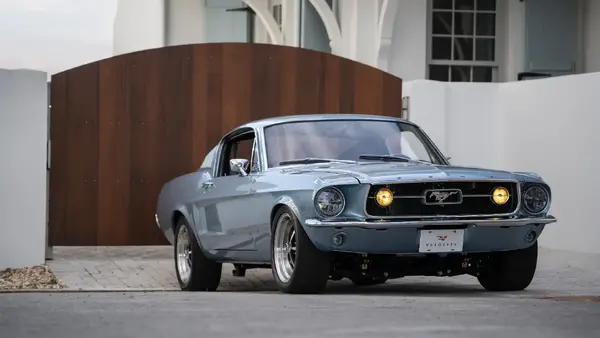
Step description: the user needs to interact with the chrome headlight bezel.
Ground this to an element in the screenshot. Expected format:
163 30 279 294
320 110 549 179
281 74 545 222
314 187 346 218
522 184 550 215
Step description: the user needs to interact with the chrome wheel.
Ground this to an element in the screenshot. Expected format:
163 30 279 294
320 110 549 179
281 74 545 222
273 212 297 283
176 225 193 285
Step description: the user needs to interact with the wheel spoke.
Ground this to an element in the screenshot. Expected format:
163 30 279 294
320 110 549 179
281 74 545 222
186 250 192 267
176 226 192 285
273 213 297 283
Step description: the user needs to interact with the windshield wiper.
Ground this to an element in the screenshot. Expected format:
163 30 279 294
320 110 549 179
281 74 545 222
358 154 432 164
279 158 355 166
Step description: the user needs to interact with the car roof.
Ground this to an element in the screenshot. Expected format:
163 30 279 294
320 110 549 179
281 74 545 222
237 113 415 130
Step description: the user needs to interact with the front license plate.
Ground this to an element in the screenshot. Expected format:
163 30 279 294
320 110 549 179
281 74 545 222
418 229 465 253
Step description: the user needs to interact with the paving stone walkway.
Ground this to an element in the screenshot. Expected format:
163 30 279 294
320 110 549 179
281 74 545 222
47 246 276 291
47 246 600 295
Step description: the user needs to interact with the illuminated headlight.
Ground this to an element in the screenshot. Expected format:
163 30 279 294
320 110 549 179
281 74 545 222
523 185 549 214
375 188 394 207
491 187 510 205
314 187 346 217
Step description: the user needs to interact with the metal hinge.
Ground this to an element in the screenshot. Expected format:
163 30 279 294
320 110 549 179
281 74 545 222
401 96 410 120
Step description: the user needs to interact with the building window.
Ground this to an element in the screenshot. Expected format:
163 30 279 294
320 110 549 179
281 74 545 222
428 0 498 82
272 4 282 29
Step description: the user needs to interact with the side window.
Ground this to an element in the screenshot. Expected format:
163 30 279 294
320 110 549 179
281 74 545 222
230 138 254 163
200 146 217 170
218 130 260 177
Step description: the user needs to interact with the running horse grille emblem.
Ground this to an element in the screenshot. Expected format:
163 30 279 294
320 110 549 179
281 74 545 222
423 189 463 205
430 191 456 202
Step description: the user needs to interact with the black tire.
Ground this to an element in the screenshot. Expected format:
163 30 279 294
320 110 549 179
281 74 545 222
271 207 331 294
174 218 222 291
350 276 388 286
477 241 538 292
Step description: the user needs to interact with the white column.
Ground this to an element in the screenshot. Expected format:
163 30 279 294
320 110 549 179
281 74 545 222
498 0 526 82
387 0 428 81
378 0 399 72
165 0 207 46
282 0 301 46
337 0 380 66
0 69 48 269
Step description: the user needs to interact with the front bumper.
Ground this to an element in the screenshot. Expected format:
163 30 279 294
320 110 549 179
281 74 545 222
303 216 556 254
305 215 556 228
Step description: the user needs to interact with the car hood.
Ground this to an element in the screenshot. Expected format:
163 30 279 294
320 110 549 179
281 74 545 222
282 161 517 184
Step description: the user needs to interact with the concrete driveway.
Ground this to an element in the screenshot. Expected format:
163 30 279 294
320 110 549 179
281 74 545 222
1 246 599 338
2 281 600 338
45 246 600 297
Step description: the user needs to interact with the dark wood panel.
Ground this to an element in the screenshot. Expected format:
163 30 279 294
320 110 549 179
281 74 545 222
65 63 100 245
97 52 131 245
49 43 403 246
381 71 404 115
48 72 68 246
321 52 341 113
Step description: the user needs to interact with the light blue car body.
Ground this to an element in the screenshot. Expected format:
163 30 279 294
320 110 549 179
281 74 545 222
155 114 557 264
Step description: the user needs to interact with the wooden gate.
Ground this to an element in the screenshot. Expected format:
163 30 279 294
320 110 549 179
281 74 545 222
49 43 403 246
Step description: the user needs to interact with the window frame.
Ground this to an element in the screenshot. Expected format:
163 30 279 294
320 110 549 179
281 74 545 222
261 119 449 169
199 145 218 171
214 127 263 177
426 0 504 82
272 3 283 30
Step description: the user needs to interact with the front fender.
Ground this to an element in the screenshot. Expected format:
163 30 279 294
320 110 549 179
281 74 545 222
161 205 194 245
271 195 304 227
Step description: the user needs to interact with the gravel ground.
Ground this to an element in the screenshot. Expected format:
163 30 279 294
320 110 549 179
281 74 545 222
0 265 65 290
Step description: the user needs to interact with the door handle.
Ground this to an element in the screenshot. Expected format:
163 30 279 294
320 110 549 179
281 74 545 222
202 181 214 190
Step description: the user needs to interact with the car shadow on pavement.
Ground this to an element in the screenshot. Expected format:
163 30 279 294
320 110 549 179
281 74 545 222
218 276 498 297
324 281 488 297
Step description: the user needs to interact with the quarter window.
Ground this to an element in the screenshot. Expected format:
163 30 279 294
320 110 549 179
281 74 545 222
428 0 498 82
200 146 217 169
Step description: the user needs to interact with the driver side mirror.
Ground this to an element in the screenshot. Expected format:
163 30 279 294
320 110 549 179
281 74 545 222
229 158 249 176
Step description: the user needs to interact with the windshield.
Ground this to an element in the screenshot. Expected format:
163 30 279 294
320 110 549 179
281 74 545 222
263 119 445 168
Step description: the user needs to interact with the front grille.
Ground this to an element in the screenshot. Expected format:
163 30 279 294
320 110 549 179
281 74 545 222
365 181 519 218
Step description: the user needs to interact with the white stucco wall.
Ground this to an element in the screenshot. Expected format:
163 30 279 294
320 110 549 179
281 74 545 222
500 74 599 254
166 0 207 46
113 0 165 55
0 69 48 269
205 0 248 43
404 73 600 254
112 0 600 81
113 0 249 55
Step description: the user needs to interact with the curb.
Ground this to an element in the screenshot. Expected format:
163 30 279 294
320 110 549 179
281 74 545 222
0 287 180 294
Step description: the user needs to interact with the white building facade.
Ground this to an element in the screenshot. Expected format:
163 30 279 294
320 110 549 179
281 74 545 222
113 0 600 83
111 0 600 255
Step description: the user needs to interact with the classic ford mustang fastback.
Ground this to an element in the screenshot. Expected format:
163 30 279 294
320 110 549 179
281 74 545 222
155 114 556 294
